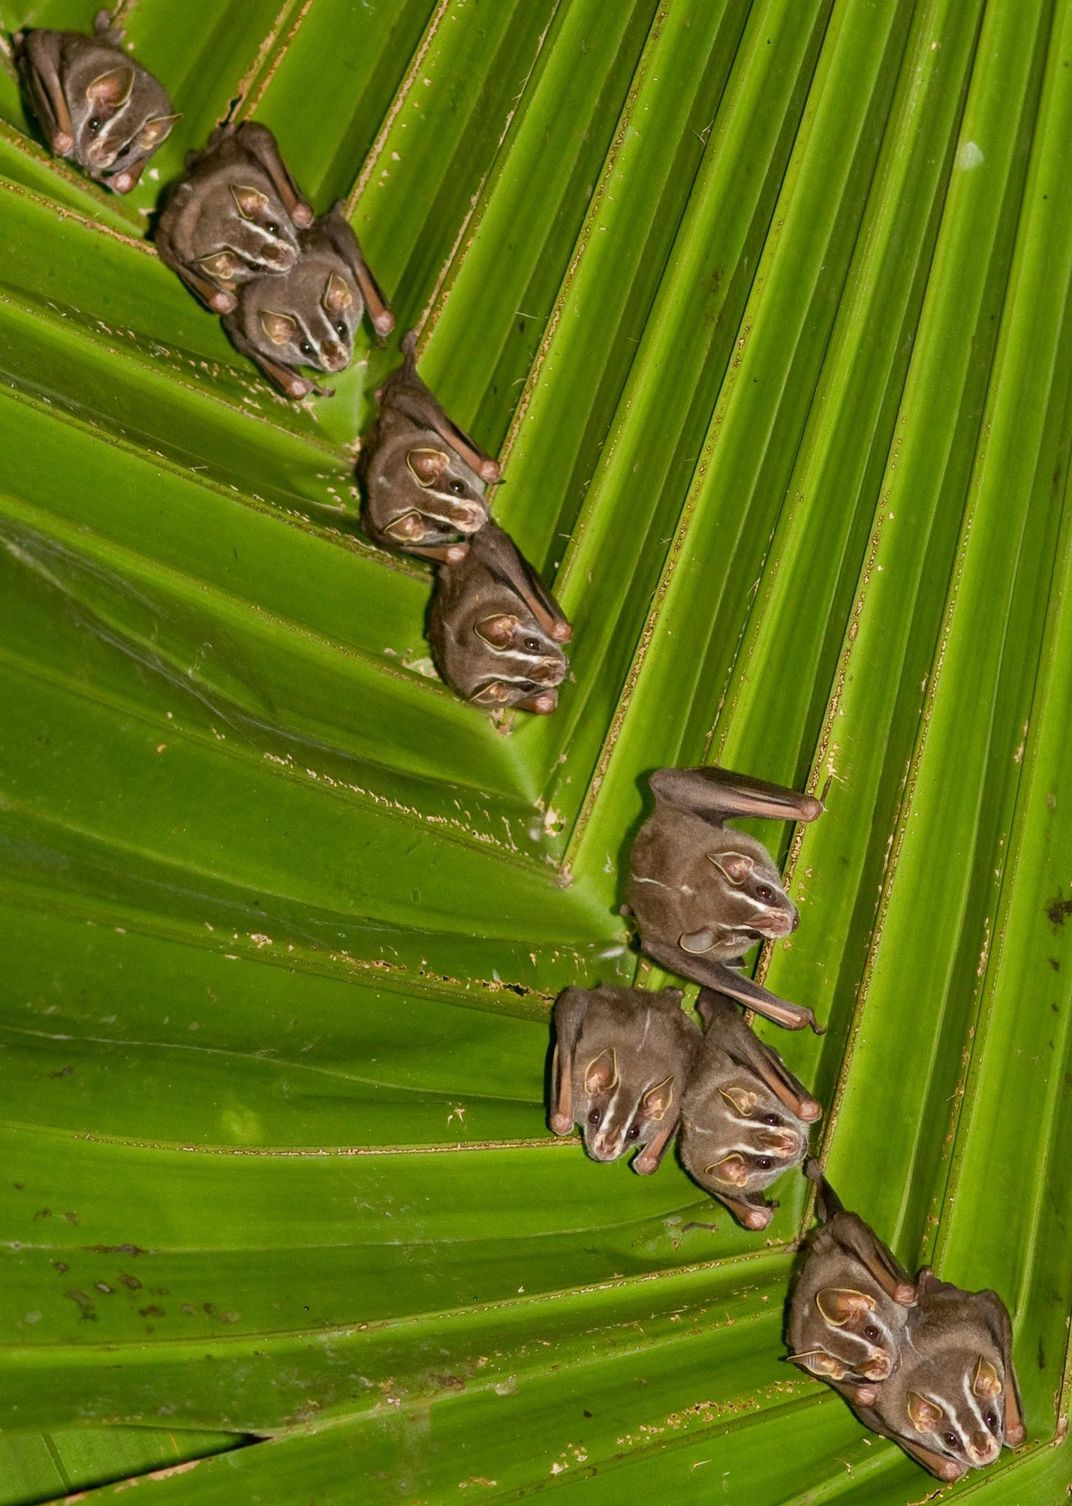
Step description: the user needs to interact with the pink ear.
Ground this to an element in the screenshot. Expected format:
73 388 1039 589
815 1288 876 1327
704 1153 748 1187
230 183 270 219
474 615 516 650
406 448 449 488
323 272 353 315
709 850 754 885
906 1391 945 1431
137 113 180 148
641 1075 674 1122
719 1084 758 1116
85 66 134 109
258 310 298 346
972 1356 1002 1398
583 1048 617 1096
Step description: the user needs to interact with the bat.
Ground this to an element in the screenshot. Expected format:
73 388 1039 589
222 202 394 398
854 1268 1025 1480
627 765 825 1032
155 121 313 313
549 985 701 1174
14 10 178 192
678 990 821 1229
428 521 572 713
786 1160 917 1401
359 330 500 562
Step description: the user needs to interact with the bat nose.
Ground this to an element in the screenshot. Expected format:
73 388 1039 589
529 658 566 686
758 1127 802 1157
448 502 486 530
863 1354 892 1381
589 1133 621 1162
322 341 348 371
264 242 297 269
969 1433 999 1464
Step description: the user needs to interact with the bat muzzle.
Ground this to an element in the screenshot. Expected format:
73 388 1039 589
968 1433 999 1465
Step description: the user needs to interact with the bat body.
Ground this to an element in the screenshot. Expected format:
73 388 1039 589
222 204 394 398
428 522 571 713
155 122 312 313
854 1269 1024 1481
678 991 821 1229
786 1162 916 1400
628 765 824 1032
15 11 178 192
549 985 700 1174
360 331 500 562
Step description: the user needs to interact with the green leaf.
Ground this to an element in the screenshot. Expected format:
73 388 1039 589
0 0 1068 1500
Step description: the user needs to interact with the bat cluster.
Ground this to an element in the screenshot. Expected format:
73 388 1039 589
13 10 569 716
549 761 1025 1477
13 14 1024 1480
360 334 572 714
788 1164 1024 1481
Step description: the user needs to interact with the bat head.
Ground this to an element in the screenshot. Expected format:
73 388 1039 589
377 444 491 553
689 832 799 953
220 180 302 273
429 523 571 712
73 52 176 189
896 1347 1010 1478
791 1282 906 1384
679 1071 809 1211
578 1045 676 1165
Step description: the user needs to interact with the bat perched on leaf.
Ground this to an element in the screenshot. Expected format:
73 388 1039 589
428 521 571 713
360 330 500 561
627 765 824 1032
854 1267 1025 1481
155 122 312 313
678 991 821 1229
15 10 178 192
549 985 700 1174
222 203 393 398
786 1161 916 1400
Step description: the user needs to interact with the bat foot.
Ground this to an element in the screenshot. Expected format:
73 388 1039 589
549 1114 573 1137
798 1097 822 1122
1005 1423 1026 1447
478 457 501 484
372 310 396 338
632 1154 658 1176
851 1384 878 1406
51 131 74 155
550 620 573 643
292 201 314 228
210 291 238 314
894 1281 917 1305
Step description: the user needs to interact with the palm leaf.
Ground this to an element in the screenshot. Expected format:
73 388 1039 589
0 0 1068 1500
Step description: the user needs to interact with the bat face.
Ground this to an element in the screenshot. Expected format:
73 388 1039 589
156 124 309 312
429 523 571 713
360 334 498 561
787 1212 915 1391
631 815 799 966
857 1274 1024 1481
678 995 816 1228
549 986 700 1175
16 20 177 192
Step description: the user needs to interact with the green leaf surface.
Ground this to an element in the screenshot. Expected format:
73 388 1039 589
0 0 1068 1501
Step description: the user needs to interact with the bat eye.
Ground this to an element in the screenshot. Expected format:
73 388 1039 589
87 116 102 135
587 1109 600 1126
523 637 541 653
299 340 314 356
335 321 348 337
985 1410 999 1433
626 1124 641 1141
266 221 279 235
756 1156 774 1171
762 1113 780 1127
754 883 774 902
863 1325 881 1343
448 479 467 496
943 1432 959 1449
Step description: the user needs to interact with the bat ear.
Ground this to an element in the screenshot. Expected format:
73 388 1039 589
679 927 717 955
230 183 271 219
137 113 180 149
406 447 449 488
788 1349 848 1380
584 1048 617 1096
85 66 134 109
383 510 424 543
197 251 237 278
906 1392 946 1431
471 681 510 706
972 1356 1002 1399
475 615 517 650
641 1075 674 1122
323 271 354 315
259 310 298 346
704 1153 748 1187
708 850 754 885
719 1084 758 1116
816 1288 876 1327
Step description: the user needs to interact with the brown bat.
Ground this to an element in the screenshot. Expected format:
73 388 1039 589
549 985 701 1175
854 1268 1025 1481
627 765 825 1032
222 203 394 398
428 521 571 713
786 1161 917 1400
155 122 313 313
14 10 178 192
359 331 500 562
678 991 821 1230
